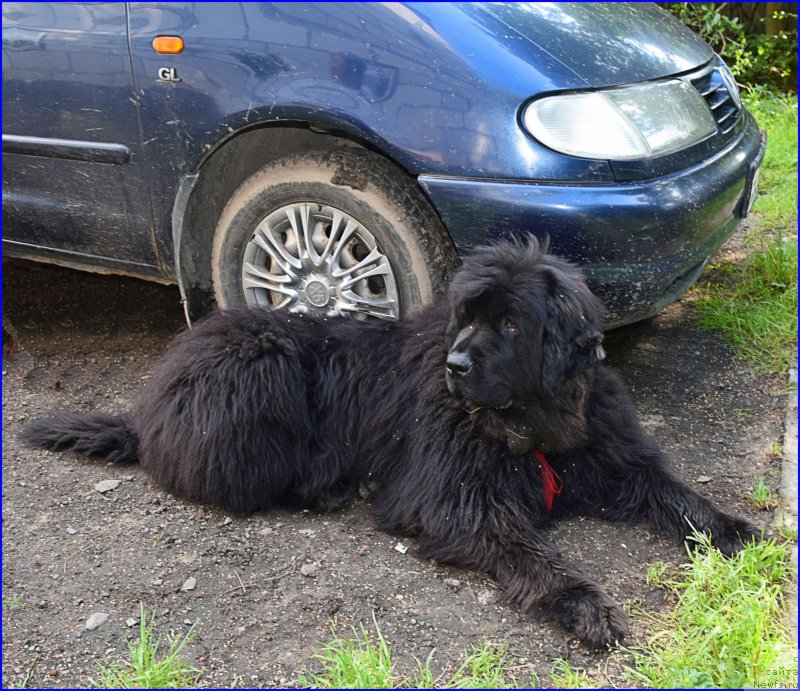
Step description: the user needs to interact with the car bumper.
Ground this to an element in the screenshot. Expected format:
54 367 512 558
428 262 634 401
418 110 766 327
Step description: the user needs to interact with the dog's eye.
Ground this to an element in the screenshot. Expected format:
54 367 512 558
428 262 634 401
504 318 518 334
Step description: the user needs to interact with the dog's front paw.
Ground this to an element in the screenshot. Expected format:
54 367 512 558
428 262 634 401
710 516 760 556
548 584 629 648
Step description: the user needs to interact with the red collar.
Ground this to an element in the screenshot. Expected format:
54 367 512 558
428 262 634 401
534 450 562 510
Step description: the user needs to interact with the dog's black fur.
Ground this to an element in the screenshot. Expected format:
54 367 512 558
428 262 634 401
22 237 757 647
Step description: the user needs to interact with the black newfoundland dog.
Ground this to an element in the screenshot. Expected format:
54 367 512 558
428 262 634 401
23 237 756 648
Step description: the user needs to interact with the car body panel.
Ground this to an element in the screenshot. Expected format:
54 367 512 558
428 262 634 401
477 2 714 87
2 1 160 271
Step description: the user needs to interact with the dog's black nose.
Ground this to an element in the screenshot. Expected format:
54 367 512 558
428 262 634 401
446 351 473 377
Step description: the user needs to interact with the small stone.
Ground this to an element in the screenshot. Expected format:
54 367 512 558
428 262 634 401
180 577 197 592
85 612 109 630
66 527 77 535
152 578 164 586
298 528 315 537
696 475 713 484
477 589 495 605
394 542 408 554
94 480 120 493
125 618 138 628
300 563 318 577
443 578 462 590
221 517 232 526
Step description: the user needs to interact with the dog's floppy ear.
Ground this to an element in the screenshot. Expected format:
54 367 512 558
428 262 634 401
541 324 605 397
567 329 605 378
539 269 605 397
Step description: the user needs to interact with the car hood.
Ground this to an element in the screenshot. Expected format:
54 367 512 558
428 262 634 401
473 2 715 88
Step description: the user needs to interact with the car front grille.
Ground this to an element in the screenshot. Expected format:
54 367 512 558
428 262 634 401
686 64 742 135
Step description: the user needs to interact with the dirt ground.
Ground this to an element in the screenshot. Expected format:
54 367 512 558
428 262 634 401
1 256 786 688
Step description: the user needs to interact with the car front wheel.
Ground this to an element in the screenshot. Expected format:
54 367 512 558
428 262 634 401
211 147 458 320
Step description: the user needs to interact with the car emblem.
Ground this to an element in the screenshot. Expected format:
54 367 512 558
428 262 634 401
157 66 181 83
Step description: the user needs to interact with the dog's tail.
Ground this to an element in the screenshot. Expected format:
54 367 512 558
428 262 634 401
20 411 139 464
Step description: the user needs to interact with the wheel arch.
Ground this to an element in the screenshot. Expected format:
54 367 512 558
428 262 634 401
172 123 456 323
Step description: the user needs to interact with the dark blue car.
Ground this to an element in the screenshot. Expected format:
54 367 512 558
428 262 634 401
2 2 765 326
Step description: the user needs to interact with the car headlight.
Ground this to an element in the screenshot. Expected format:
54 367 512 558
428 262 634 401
521 79 717 161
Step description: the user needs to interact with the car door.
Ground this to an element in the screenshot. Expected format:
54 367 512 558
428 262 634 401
2 2 161 276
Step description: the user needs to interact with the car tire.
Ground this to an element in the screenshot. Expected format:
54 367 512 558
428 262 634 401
211 147 458 320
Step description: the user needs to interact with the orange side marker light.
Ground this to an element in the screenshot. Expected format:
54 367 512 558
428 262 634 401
152 36 185 55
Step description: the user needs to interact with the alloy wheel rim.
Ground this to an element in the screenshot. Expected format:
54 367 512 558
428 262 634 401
241 202 400 321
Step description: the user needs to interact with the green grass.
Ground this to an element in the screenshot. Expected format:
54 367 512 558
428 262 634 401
776 520 798 543
297 616 396 688
624 533 795 689
298 620 619 688
3 594 23 610
770 441 785 457
417 642 522 689
548 659 601 689
749 476 778 509
299 534 796 689
745 93 798 229
693 233 797 374
691 93 798 375
298 619 538 688
87 605 202 689
646 560 671 588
